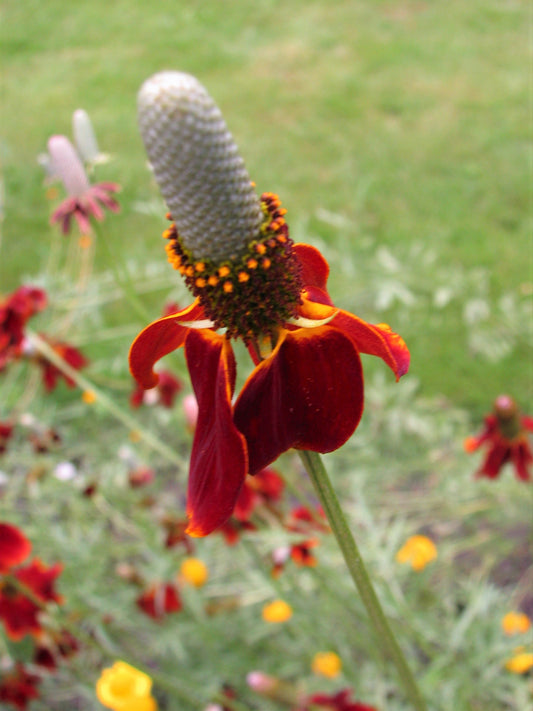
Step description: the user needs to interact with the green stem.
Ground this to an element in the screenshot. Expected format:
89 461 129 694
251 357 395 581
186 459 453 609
26 330 185 469
298 450 427 711
93 221 153 322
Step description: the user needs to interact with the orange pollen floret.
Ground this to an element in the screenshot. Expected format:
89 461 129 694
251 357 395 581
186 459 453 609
195 262 205 273
262 258 271 270
165 211 172 220
219 266 230 277
208 275 219 287
247 258 258 269
179 266 187 275
238 271 250 283
223 281 234 293
255 243 267 255
162 228 174 240
195 277 206 288
185 266 195 277
276 234 287 243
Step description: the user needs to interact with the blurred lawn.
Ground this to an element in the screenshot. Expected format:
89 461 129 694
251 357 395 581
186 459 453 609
1 0 530 414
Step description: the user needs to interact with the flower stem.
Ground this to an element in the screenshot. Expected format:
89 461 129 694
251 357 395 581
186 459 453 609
298 450 427 711
26 330 185 469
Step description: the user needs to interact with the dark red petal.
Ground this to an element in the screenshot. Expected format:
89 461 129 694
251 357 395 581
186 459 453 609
234 327 364 475
522 415 533 432
129 301 205 388
511 440 532 482
477 442 509 479
185 329 248 537
0 523 32 573
293 243 330 291
330 311 410 380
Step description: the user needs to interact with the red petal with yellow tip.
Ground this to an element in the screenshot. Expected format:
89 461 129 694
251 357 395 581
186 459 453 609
234 327 364 475
330 311 410 380
185 329 248 536
129 300 205 388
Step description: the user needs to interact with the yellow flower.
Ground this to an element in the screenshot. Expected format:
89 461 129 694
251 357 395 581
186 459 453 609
505 649 533 674
180 557 209 587
311 651 342 678
96 661 157 711
262 599 293 623
501 611 531 636
396 535 437 571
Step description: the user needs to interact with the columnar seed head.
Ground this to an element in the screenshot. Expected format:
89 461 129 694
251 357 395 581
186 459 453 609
138 71 263 262
48 135 90 197
72 109 100 164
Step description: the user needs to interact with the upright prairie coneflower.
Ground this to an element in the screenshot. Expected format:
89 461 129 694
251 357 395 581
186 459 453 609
129 72 410 537
48 135 120 235
464 395 533 482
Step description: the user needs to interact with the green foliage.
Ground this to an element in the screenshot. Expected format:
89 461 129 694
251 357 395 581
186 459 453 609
0 2 531 710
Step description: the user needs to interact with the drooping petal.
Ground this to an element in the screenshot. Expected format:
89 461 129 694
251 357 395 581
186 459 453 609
511 439 532 482
0 523 32 573
129 301 205 388
185 329 248 536
477 441 509 479
294 243 330 291
330 310 410 380
234 326 364 475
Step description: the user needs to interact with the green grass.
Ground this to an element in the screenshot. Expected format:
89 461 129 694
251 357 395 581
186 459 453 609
1 0 531 413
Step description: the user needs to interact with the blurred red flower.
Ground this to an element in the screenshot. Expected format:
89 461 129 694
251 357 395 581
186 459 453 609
33 627 79 670
34 338 89 391
0 663 41 710
304 689 377 711
136 582 182 619
130 369 183 409
464 395 533 481
0 422 15 455
0 286 47 371
0 558 63 640
0 523 31 573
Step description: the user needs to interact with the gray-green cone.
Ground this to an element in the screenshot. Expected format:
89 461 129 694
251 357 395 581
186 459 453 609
138 71 263 263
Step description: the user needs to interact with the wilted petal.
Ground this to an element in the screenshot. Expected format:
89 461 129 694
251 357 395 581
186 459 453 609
129 301 205 388
234 327 364 475
185 329 248 536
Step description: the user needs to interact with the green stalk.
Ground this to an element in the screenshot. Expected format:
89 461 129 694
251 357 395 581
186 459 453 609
298 450 427 711
26 330 185 469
